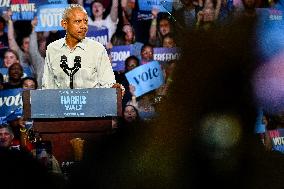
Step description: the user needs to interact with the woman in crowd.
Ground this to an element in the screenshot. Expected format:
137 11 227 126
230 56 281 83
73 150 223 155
117 105 141 130
2 49 20 69
127 85 157 122
3 10 33 73
196 0 222 30
149 9 173 47
22 76 38 90
78 0 119 41
122 24 143 58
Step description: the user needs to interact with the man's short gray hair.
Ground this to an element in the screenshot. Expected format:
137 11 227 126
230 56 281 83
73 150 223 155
62 4 87 21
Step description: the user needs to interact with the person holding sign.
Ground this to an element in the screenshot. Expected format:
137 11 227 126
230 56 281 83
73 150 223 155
42 4 116 89
2 10 33 72
78 0 119 41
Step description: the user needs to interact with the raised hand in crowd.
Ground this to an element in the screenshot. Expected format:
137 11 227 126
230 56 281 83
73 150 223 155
31 15 38 30
2 9 33 73
29 16 46 88
149 8 159 46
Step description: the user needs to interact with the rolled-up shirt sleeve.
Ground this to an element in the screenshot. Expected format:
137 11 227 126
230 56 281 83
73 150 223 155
96 47 116 88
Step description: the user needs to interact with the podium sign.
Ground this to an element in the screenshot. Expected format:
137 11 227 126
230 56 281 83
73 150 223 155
30 88 117 118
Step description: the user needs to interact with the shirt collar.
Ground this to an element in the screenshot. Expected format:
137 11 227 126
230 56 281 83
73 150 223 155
60 37 87 51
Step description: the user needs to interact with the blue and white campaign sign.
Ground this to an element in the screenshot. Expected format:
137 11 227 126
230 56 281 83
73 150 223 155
153 47 181 64
9 0 67 21
35 4 68 32
138 0 173 13
125 61 164 97
0 88 23 124
110 45 131 71
0 0 9 16
86 25 109 46
30 88 117 118
0 67 33 82
10 0 37 20
268 128 284 153
137 10 153 21
34 0 67 6
255 8 284 63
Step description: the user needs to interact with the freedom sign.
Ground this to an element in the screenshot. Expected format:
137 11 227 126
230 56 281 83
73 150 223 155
35 4 68 32
86 25 109 46
153 47 181 64
138 0 173 13
125 61 164 97
109 45 131 71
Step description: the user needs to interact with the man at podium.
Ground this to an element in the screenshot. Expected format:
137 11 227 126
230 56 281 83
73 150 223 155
42 4 116 89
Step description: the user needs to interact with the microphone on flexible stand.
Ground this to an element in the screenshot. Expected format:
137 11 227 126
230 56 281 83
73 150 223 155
60 55 69 76
59 55 82 89
69 56 81 89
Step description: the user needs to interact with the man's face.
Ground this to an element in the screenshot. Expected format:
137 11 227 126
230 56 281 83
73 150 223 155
92 2 105 18
62 8 88 41
3 51 19 68
159 19 170 36
0 128 13 148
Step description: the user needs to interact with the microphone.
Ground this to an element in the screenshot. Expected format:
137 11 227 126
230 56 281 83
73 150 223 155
69 56 82 89
59 55 82 89
73 56 81 70
60 55 69 76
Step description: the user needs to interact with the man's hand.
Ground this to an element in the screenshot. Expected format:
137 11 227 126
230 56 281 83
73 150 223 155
112 83 125 97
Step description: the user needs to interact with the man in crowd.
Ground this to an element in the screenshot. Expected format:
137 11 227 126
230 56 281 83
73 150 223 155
42 4 116 89
0 125 16 149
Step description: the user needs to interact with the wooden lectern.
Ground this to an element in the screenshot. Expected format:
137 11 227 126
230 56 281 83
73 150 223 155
22 88 122 163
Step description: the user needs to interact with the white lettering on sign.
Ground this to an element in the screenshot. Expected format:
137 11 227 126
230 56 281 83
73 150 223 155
0 93 22 107
0 0 10 7
133 67 159 85
20 3 35 11
40 8 64 27
111 51 130 62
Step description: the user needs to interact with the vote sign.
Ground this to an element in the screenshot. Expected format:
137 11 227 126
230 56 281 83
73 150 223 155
125 61 164 97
